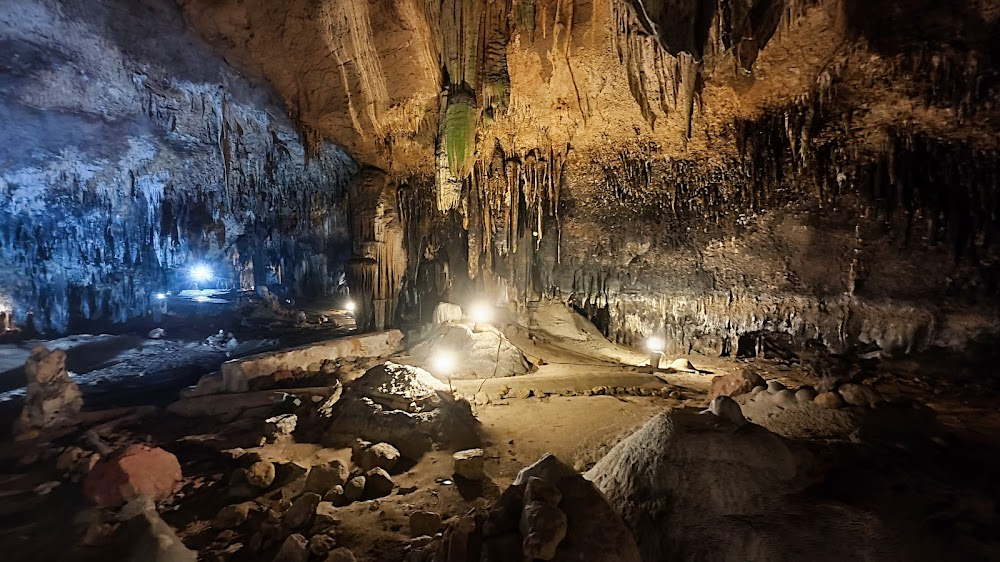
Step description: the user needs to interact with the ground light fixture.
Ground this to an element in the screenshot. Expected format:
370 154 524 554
646 336 666 370
189 264 214 283
194 295 210 303
344 299 356 314
430 349 456 378
469 301 493 324
154 292 167 300
646 336 666 353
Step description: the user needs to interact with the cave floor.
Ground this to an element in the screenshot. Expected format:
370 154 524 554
0 313 999 561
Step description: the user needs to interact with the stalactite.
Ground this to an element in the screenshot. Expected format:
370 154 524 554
0 78 356 333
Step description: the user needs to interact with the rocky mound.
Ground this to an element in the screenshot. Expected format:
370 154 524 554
407 322 529 381
320 362 480 458
585 409 895 561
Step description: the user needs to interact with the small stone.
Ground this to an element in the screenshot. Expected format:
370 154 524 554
309 533 337 557
749 385 766 397
766 381 787 394
315 501 341 527
325 547 357 562
838 383 884 408
264 414 297 442
814 391 844 409
148 328 166 339
353 443 400 472
520 501 568 560
344 476 365 502
284 493 321 529
213 501 255 529
304 460 350 494
246 461 276 488
707 395 748 426
364 468 394 498
323 485 346 505
524 476 562 506
409 511 442 536
453 448 485 480
274 534 309 562
795 388 817 403
474 391 490 406
772 389 798 409
56 446 85 473
433 303 464 323
665 358 695 371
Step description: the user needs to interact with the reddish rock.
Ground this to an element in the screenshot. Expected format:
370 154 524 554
814 391 844 409
838 383 884 408
83 444 182 507
706 370 766 403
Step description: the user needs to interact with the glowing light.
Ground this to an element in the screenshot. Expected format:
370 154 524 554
189 264 213 283
344 300 356 313
154 292 167 301
194 295 209 303
646 336 666 353
430 350 456 376
469 301 493 324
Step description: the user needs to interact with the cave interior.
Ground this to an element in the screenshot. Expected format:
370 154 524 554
1 0 999 560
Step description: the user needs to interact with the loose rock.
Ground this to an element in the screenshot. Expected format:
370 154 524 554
213 502 255 529
325 547 357 562
83 444 182 508
706 369 766 402
352 442 400 472
309 533 337 557
409 511 442 536
795 388 817 403
365 467 394 498
814 391 844 409
767 381 787 394
283 493 321 529
274 534 309 562
838 383 884 408
707 395 748 427
453 448 485 480
246 460 276 488
344 476 366 502
304 460 350 494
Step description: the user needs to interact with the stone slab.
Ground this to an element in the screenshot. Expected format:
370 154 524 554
220 330 404 391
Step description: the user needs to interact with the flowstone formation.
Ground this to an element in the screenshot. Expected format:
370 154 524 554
178 0 1000 355
14 345 83 436
0 0 355 332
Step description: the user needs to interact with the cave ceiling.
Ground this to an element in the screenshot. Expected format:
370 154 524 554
179 0 1000 174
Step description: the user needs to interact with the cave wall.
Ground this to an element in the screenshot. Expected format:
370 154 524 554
0 0 356 333
177 0 1000 355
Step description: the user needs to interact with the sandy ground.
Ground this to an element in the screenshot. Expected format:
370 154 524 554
0 303 998 561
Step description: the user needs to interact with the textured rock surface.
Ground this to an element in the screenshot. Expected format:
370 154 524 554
586 409 893 561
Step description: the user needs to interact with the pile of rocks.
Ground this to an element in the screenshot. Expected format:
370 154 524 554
321 363 480 458
206 444 408 560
